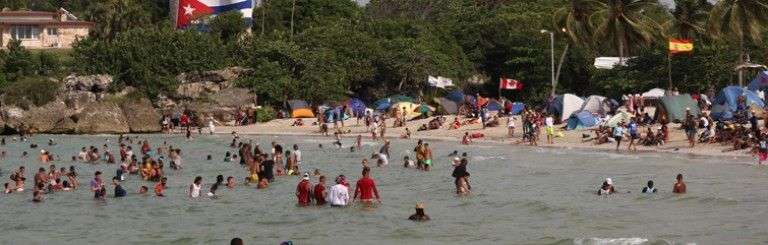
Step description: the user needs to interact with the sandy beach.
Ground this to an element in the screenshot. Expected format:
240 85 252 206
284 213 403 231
216 116 754 160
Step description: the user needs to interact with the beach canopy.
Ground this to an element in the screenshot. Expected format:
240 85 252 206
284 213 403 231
605 110 632 128
580 95 610 115
566 111 599 130
642 88 666 98
549 93 585 123
713 86 764 112
436 97 459 114
656 94 701 122
346 98 367 116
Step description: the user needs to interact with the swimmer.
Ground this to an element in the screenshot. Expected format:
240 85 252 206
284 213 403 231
597 178 615 195
138 186 149 194
371 153 388 167
403 156 414 168
226 176 236 189
155 177 167 197
32 183 45 202
113 176 126 197
224 151 232 162
189 176 202 198
208 175 224 198
356 135 362 150
3 183 11 194
642 180 657 193
448 151 458 157
353 167 381 204
408 203 430 222
206 155 212 161
673 174 686 193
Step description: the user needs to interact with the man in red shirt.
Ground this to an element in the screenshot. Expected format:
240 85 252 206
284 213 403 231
354 167 381 204
296 173 312 206
314 175 327 205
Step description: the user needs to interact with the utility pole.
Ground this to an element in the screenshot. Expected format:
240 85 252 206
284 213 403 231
541 30 556 98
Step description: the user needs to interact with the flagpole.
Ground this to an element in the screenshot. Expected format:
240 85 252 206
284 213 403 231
667 53 673 90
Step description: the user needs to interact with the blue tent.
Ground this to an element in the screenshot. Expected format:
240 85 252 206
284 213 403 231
714 86 764 112
374 95 414 111
511 102 525 115
486 100 503 111
446 90 465 103
323 107 350 123
347 98 367 116
566 111 598 130
748 71 768 92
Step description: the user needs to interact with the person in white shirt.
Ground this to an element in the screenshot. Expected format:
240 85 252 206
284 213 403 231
292 144 302 166
507 116 515 138
327 175 350 207
544 115 555 144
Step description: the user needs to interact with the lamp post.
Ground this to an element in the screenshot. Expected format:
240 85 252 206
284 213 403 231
541 29 556 98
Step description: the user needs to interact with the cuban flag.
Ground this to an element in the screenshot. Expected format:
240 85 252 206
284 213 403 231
176 0 254 29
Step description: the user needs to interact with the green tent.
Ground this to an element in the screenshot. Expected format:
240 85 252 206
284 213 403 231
657 94 701 123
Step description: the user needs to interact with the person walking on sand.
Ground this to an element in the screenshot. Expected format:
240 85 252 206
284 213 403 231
545 114 555 144
613 122 626 151
673 174 686 194
627 119 639 152
354 167 381 205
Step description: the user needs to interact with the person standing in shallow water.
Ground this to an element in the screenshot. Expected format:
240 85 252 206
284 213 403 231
314 175 327 206
296 173 312 206
673 174 686 193
408 203 430 222
354 167 381 205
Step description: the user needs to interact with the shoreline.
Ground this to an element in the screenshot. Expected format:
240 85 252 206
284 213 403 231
213 117 755 161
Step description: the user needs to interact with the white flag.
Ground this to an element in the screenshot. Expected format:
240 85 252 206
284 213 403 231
428 76 454 88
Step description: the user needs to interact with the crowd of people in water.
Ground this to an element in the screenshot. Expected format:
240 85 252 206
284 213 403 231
2 130 478 224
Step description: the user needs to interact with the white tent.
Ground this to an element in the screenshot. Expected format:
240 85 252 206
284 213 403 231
642 88 666 98
560 94 585 123
580 95 610 115
594 57 634 69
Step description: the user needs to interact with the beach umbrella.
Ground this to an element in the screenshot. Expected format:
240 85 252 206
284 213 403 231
446 90 465 103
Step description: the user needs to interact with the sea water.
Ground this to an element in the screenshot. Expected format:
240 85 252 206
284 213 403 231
0 134 766 244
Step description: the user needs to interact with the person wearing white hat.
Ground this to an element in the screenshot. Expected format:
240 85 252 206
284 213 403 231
597 178 615 195
296 173 312 206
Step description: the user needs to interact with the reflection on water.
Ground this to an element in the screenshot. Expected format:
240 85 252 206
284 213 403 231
0 134 765 244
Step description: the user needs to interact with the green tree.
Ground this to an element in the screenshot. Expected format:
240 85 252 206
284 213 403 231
665 0 710 39
209 12 248 43
707 0 768 85
589 0 661 59
1 40 36 81
84 0 152 40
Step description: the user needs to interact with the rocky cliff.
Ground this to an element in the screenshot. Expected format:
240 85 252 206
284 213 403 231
0 67 257 134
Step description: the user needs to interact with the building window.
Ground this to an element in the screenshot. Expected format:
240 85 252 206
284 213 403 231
47 28 59 36
10 25 40 40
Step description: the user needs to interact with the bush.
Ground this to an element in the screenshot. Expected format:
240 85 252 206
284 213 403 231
2 76 60 109
255 106 276 122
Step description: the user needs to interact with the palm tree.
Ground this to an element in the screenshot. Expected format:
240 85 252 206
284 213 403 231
553 0 594 89
707 0 768 85
588 0 660 60
665 0 710 40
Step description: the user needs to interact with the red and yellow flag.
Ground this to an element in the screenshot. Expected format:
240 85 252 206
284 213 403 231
669 39 693 54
